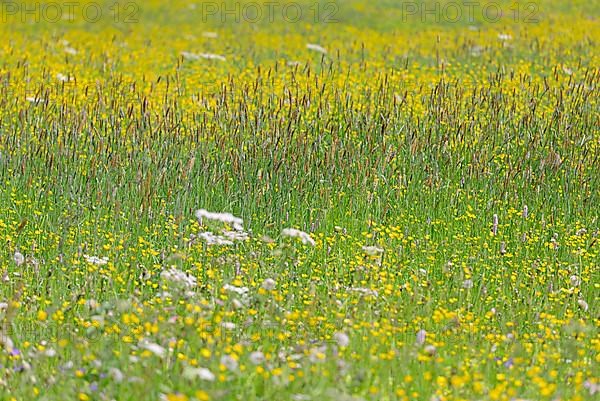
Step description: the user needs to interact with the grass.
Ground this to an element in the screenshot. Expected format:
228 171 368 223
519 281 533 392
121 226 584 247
0 1 598 400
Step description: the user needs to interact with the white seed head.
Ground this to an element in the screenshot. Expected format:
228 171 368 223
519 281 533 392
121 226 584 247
333 332 350 348
13 251 25 266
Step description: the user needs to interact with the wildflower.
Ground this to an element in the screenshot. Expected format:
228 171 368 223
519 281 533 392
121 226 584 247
462 279 474 289
195 209 243 231
492 214 498 235
160 394 188 401
221 322 236 330
261 278 276 291
306 43 327 54
183 366 215 381
223 284 249 296
333 332 350 347
108 367 124 382
197 232 234 246
362 246 383 256
249 351 265 365
308 345 328 363
570 275 581 287
0 334 14 352
416 329 427 346
26 97 43 104
181 52 226 61
56 73 71 82
424 345 437 356
139 341 166 358
577 299 589 312
347 287 378 297
583 381 599 396
220 354 238 371
83 255 108 265
222 230 250 242
281 228 315 246
13 251 25 266
497 33 512 41
202 32 218 38
522 205 528 218
161 267 197 289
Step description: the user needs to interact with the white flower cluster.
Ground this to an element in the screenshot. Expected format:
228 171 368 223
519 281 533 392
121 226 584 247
83 255 109 266
223 283 250 307
181 52 226 61
194 209 249 246
281 228 315 246
160 267 197 289
195 209 244 231
362 245 383 256
306 43 327 54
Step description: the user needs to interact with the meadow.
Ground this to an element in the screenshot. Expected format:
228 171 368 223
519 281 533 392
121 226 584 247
0 0 598 400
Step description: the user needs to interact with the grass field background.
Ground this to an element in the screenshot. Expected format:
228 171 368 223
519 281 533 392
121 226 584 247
0 1 598 400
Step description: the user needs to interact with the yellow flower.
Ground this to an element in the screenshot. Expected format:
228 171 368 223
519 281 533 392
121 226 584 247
37 310 48 321
195 391 210 401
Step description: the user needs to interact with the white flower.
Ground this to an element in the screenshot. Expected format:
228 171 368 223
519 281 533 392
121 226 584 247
223 284 249 296
1 334 14 352
281 228 315 246
221 322 236 330
198 231 234 246
306 43 327 54
139 341 166 358
56 73 72 82
249 351 265 365
584 380 599 395
181 52 226 61
83 255 108 265
183 366 215 381
492 214 499 235
333 332 350 347
220 354 238 371
202 32 218 38
160 267 197 288
497 33 512 41
261 278 276 291
13 251 25 266
416 329 427 346
108 367 124 382
570 275 581 287
577 299 589 312
462 279 474 289
198 53 226 61
64 46 78 55
195 209 243 230
347 287 378 297
424 345 437 355
222 230 249 242
362 245 383 256
26 97 43 104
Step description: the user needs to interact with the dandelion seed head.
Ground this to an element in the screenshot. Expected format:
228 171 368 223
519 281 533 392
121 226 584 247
333 332 350 347
13 251 25 266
